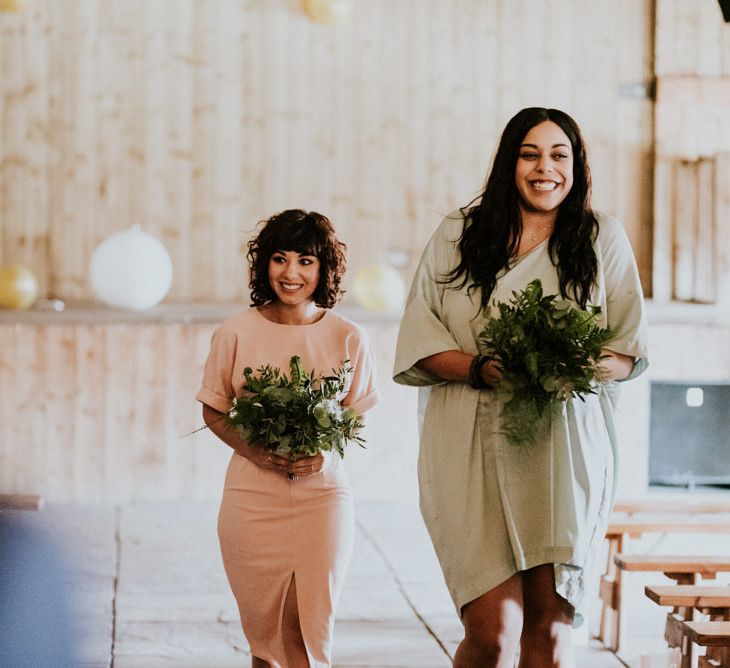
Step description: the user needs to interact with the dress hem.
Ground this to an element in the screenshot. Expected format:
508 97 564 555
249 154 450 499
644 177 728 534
450 546 582 616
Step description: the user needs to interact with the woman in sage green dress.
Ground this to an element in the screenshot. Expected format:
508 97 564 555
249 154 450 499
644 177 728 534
393 108 648 667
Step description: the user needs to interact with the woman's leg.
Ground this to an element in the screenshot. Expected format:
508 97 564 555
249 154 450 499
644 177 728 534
454 573 524 668
281 574 310 667
519 564 574 668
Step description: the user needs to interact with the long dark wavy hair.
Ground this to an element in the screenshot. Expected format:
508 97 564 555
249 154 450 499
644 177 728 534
247 209 347 309
448 107 599 309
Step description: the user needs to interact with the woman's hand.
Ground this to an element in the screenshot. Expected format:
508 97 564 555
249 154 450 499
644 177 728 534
203 405 288 472
595 349 634 382
479 358 504 389
202 405 324 477
241 444 291 474
286 451 326 478
239 445 326 478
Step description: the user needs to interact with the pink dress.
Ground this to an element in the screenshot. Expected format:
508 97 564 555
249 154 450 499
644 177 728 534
196 308 379 667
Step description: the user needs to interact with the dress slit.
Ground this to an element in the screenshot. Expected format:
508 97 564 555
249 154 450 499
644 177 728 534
281 572 312 667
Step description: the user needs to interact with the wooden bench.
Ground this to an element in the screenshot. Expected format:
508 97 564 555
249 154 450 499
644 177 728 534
0 494 43 510
683 621 730 667
598 540 730 651
598 519 730 651
645 585 730 668
596 499 730 651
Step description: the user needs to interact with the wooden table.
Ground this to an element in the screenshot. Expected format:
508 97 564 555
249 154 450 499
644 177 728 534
598 521 730 651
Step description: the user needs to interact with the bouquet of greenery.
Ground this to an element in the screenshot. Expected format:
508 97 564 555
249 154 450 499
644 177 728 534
225 355 365 461
479 279 613 446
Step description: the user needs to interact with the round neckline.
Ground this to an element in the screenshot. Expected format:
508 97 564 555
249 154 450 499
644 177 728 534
254 306 329 327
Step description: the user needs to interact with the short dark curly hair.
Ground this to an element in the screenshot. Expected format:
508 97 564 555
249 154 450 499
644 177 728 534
247 209 347 309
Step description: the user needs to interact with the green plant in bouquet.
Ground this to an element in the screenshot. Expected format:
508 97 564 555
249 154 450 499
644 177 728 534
226 355 365 459
479 279 613 446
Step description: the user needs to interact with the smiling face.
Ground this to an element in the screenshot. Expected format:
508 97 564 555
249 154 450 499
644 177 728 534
515 120 574 218
267 250 321 308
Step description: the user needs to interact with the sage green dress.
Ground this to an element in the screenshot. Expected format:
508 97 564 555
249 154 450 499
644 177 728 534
393 210 648 622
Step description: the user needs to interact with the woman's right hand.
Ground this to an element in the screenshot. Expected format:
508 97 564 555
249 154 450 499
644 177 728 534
240 443 291 474
480 358 504 388
203 405 291 475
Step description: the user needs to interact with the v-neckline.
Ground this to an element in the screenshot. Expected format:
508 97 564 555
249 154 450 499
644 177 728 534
510 237 549 265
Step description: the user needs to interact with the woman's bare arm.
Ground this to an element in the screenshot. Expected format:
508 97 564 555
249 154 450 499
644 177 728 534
202 405 291 473
202 405 325 476
416 351 503 388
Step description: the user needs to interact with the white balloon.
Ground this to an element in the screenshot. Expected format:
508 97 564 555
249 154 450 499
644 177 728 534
89 225 173 310
352 264 406 314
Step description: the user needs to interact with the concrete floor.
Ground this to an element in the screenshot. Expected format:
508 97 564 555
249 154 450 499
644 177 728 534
6 499 692 668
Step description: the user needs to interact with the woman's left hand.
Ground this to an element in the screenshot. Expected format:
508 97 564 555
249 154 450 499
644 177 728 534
479 358 504 389
595 349 634 381
286 451 326 478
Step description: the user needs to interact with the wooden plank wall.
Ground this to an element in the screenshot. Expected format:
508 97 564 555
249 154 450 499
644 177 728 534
0 321 224 500
670 155 725 304
655 0 730 78
0 318 416 502
1 0 654 302
653 0 730 303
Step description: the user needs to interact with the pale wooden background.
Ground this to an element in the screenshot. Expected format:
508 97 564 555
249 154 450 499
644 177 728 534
1 0 654 301
653 0 730 303
2 0 730 502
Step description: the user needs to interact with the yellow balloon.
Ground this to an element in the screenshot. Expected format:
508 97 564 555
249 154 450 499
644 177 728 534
352 265 406 314
0 0 25 12
0 264 39 309
301 0 350 24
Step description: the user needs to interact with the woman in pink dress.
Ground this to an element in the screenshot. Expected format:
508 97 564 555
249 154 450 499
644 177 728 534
197 209 379 668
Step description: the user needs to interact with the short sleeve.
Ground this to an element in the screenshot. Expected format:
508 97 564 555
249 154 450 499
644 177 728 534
341 328 380 414
393 214 463 386
196 325 237 413
598 215 650 381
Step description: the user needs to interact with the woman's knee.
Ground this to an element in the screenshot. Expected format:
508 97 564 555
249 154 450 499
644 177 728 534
458 574 524 662
520 614 573 668
464 625 521 660
462 603 523 660
521 565 574 631
526 593 573 637
524 613 571 639
522 600 573 657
